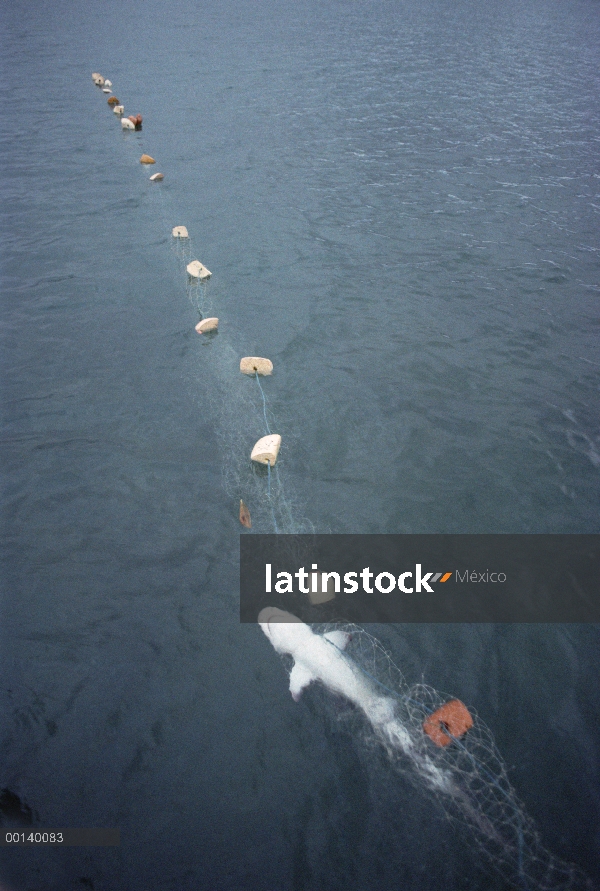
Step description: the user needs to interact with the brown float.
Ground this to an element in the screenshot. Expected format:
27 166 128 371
239 500 251 528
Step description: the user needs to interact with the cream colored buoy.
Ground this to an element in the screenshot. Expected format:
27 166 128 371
149 172 164 182
251 434 281 466
140 154 155 164
195 317 219 334
308 572 337 605
121 118 135 130
92 73 104 86
186 260 211 280
172 226 188 238
240 357 273 376
113 105 124 115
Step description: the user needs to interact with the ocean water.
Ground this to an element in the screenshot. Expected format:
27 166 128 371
1 0 599 888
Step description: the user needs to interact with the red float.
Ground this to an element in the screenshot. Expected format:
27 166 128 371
423 699 473 747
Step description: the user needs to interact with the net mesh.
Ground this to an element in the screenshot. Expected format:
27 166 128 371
297 623 595 891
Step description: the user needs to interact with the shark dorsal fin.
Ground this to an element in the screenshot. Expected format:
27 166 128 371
324 630 350 651
289 663 314 701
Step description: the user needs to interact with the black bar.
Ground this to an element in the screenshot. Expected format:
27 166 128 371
240 534 600 623
0 828 120 846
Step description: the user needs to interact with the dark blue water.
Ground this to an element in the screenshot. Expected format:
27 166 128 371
1 0 599 888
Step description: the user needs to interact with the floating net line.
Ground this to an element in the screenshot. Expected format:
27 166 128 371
105 90 309 534
289 623 594 891
164 218 310 534
164 214 310 534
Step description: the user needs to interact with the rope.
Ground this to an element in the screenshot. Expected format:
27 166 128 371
255 370 280 533
255 370 271 435
267 460 279 534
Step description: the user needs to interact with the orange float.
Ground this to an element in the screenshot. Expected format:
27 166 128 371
107 96 119 106
423 699 473 747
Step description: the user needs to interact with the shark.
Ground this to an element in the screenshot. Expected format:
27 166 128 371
258 609 542 876
258 607 413 748
258 607 456 795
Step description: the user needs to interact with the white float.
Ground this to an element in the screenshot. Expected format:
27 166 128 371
113 105 124 115
195 318 219 333
104 79 112 88
149 173 164 182
186 260 211 280
172 226 189 238
308 571 337 605
121 118 135 130
251 434 281 466
240 357 273 376
102 87 111 93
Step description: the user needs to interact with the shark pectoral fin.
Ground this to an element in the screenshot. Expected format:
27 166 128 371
323 631 350 651
289 664 314 701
